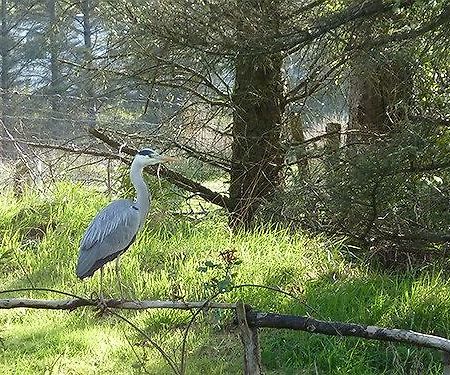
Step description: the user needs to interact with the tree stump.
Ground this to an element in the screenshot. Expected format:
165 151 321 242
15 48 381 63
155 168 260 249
236 302 263 375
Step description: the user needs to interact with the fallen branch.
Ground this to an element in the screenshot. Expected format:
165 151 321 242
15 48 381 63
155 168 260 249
1 297 450 355
1 129 231 210
246 309 450 353
0 298 236 311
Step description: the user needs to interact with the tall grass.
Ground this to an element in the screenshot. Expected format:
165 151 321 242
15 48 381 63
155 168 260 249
0 182 449 374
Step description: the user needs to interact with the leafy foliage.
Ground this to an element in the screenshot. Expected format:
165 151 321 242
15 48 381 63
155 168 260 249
264 116 450 259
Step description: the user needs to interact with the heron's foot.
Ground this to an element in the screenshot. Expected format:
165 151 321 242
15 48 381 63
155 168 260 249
90 291 109 316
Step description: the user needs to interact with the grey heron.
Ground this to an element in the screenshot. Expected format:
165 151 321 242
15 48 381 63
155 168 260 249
76 148 175 297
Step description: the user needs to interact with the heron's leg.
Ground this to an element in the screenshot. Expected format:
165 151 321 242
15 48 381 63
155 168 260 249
99 267 104 298
93 267 108 313
115 256 124 300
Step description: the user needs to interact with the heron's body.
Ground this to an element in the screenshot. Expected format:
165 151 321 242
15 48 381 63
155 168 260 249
76 148 174 289
76 199 140 278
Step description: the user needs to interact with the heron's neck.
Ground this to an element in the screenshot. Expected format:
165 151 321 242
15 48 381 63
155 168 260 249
130 160 151 227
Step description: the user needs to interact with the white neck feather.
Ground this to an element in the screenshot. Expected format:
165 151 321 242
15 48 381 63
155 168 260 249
130 159 151 228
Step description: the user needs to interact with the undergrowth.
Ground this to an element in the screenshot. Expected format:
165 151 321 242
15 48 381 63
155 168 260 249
0 182 449 374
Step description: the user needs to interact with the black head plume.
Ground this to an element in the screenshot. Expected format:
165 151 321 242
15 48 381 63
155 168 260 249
137 148 158 157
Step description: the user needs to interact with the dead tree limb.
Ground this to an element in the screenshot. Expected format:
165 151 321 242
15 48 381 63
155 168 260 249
246 310 450 353
167 139 231 172
0 136 125 160
2 296 450 356
88 127 231 209
1 130 231 210
0 298 236 311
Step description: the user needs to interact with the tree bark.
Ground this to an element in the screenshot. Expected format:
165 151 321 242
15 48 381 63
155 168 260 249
2 296 450 357
246 310 450 353
0 297 236 310
228 0 285 229
347 55 412 147
47 0 61 133
81 0 96 128
237 302 263 375
0 0 11 157
230 52 284 229
289 113 308 176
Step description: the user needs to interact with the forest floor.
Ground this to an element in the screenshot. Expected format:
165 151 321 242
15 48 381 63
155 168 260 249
1 182 450 374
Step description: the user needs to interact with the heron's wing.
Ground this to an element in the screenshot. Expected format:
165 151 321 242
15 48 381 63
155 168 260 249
77 199 141 278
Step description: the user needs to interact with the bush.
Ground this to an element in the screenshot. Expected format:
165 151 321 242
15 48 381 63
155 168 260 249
262 117 450 261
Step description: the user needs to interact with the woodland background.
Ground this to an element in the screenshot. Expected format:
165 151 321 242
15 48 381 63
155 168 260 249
0 0 450 373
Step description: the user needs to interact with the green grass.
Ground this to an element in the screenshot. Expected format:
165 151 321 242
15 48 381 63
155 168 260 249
1 182 450 374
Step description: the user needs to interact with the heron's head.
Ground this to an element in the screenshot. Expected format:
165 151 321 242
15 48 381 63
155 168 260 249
134 148 176 166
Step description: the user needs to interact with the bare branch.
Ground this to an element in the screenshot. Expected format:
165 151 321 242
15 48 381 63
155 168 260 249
0 137 124 160
0 298 236 310
153 55 228 99
2 129 232 210
168 139 231 172
348 4 450 52
2 295 450 356
272 0 418 54
110 309 182 375
60 58 228 107
246 309 450 353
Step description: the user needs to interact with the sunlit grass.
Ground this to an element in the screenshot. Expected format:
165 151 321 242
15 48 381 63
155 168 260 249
1 182 450 374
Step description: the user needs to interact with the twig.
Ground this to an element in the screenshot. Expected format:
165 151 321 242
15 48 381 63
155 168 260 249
179 290 224 375
110 310 181 375
0 137 125 161
123 331 151 374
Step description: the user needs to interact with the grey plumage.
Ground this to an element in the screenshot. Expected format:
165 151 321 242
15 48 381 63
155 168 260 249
76 200 140 278
76 148 175 285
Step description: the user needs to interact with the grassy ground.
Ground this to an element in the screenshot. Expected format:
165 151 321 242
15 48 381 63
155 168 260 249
1 182 450 374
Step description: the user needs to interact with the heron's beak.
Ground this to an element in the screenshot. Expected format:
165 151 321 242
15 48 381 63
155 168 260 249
159 155 177 163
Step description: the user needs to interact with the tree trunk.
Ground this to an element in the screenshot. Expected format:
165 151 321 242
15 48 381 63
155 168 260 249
289 113 308 176
230 52 284 229
47 0 61 134
81 0 96 128
324 122 341 169
0 0 10 157
229 0 284 229
347 55 412 147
